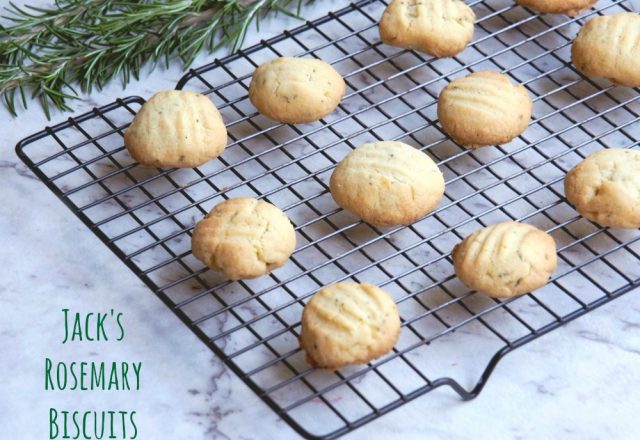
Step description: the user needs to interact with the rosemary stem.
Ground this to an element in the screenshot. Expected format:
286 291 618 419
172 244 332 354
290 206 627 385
0 0 312 118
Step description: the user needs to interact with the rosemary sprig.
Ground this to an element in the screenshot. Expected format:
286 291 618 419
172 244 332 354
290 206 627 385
0 0 311 118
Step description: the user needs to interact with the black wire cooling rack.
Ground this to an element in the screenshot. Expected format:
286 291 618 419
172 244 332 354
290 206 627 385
15 0 640 438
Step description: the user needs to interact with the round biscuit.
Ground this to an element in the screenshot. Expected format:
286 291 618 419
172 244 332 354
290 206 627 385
438 71 532 147
191 198 296 280
571 12 640 87
564 148 640 229
452 221 558 298
379 0 475 57
248 57 345 124
299 282 401 370
329 141 445 227
517 0 596 16
124 90 227 168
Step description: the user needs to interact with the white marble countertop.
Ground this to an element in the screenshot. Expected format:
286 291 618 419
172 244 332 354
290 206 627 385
1 1 639 439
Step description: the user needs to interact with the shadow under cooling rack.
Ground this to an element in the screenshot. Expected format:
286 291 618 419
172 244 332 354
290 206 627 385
16 0 640 438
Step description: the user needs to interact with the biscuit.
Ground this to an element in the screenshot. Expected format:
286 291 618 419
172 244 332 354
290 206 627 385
124 90 227 168
329 141 445 227
452 221 557 298
191 198 296 280
379 0 475 57
571 13 640 87
248 57 345 124
299 282 401 369
517 0 596 16
438 71 532 147
564 148 640 228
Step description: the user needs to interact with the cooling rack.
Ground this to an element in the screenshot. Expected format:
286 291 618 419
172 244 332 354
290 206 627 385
15 0 640 438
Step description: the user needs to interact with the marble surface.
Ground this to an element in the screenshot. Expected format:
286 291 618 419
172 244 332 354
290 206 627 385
1 1 639 439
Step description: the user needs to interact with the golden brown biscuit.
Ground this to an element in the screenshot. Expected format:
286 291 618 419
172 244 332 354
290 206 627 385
124 90 227 168
248 57 345 124
438 71 532 147
299 282 401 369
379 0 475 57
517 0 596 16
564 148 640 228
452 221 558 298
329 141 445 227
191 198 296 280
571 13 640 87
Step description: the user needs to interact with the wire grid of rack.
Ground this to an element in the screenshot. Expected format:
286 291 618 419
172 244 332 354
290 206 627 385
15 0 640 438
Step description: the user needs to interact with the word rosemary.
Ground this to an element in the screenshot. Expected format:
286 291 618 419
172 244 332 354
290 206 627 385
0 0 310 117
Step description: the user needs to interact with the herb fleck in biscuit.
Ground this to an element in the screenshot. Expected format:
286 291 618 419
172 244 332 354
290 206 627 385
517 0 596 16
572 13 640 87
330 141 445 227
379 0 475 57
124 90 227 168
564 148 640 228
248 57 345 124
191 198 296 280
438 71 532 147
452 222 557 298
299 282 401 370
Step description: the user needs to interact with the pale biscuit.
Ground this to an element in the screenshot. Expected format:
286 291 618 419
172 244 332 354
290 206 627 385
438 71 532 147
564 148 640 228
124 90 227 168
517 0 596 16
571 13 640 87
379 0 475 57
299 282 401 370
329 141 445 227
248 57 345 124
191 198 296 280
452 221 557 298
